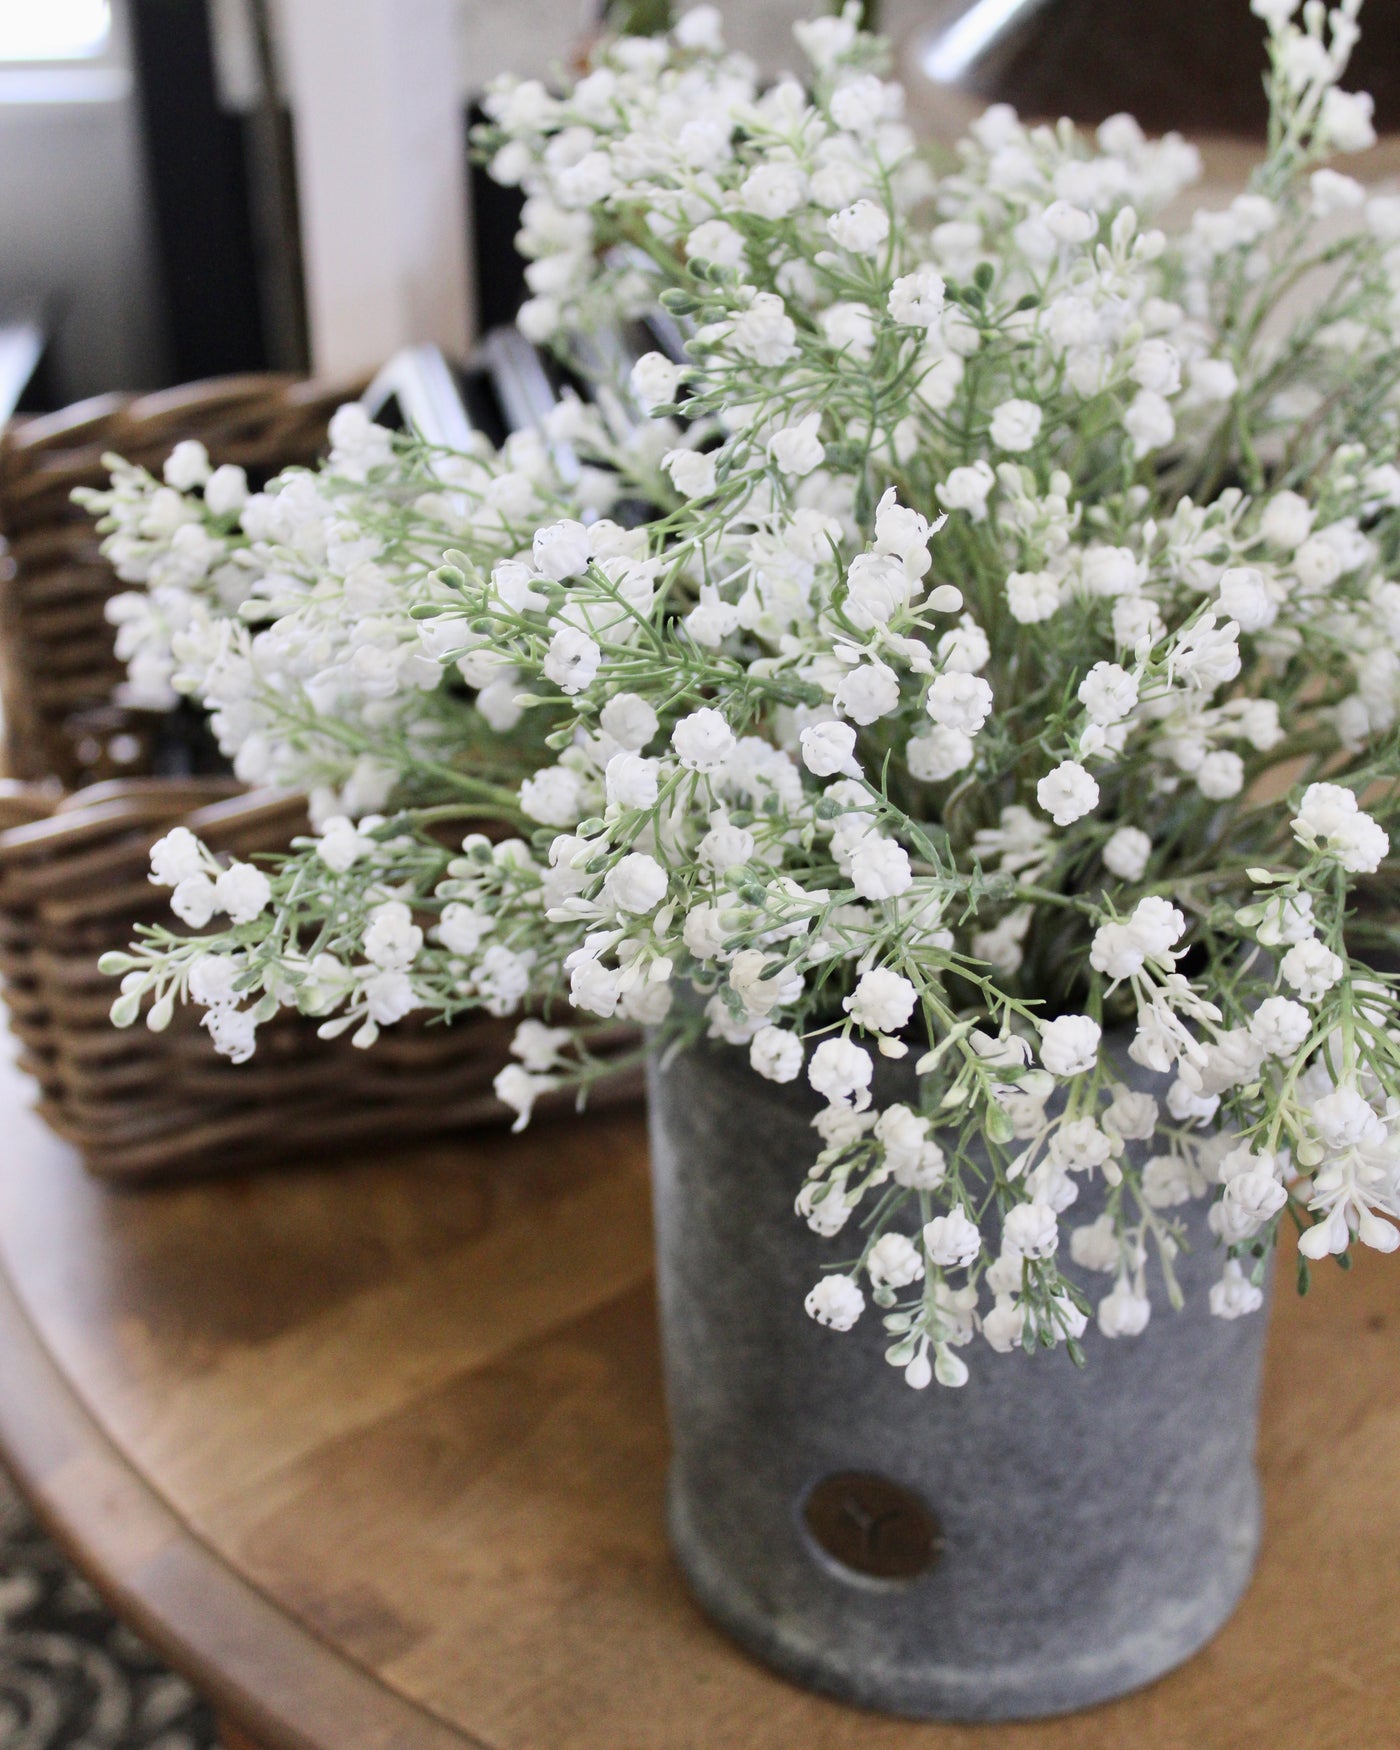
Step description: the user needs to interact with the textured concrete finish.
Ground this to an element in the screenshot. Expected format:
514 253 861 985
646 1036 1272 1721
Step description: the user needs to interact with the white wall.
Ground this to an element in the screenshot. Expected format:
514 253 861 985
277 0 472 378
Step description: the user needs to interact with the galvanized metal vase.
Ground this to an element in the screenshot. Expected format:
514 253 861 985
646 1035 1271 1721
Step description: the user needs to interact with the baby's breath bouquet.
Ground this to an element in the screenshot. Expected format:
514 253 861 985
86 0 1400 1393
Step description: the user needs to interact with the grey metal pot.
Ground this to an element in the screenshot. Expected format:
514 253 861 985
645 1033 1272 1721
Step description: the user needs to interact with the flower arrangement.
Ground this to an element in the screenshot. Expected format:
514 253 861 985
84 0 1399 1390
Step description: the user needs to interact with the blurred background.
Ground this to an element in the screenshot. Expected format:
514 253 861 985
2 0 1398 414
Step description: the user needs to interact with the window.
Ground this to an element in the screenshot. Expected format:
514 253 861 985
0 0 112 64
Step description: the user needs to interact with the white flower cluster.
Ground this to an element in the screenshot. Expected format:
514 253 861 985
78 405 591 821
97 1 1400 1388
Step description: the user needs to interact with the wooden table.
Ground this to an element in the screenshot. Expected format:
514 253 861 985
0 1041 1396 1750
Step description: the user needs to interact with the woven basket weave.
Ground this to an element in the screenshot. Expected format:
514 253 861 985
0 779 640 1180
0 376 641 1180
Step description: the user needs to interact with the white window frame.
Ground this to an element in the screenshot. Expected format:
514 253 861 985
0 0 130 106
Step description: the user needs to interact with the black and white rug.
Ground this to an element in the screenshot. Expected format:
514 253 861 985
0 1467 218 1750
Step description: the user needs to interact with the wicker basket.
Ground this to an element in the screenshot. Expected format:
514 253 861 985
0 778 640 1180
0 374 354 787
0 376 642 1179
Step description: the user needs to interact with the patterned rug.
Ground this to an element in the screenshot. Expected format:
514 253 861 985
0 1467 218 1749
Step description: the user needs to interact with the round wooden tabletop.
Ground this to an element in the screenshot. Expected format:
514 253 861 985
0 1040 1397 1750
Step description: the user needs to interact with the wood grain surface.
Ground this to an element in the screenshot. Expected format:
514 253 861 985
0 1036 1396 1750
